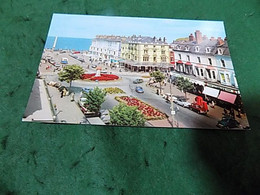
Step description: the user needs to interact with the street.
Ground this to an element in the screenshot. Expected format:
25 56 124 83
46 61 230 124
38 51 222 128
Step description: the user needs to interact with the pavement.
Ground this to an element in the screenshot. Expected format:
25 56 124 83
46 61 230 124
47 85 87 124
155 81 250 128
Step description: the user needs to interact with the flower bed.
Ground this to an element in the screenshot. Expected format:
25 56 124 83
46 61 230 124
115 96 167 120
104 87 125 94
81 73 119 81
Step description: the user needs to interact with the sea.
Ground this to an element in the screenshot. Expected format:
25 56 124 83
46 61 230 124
45 36 92 51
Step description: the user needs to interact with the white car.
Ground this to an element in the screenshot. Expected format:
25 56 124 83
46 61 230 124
174 98 191 108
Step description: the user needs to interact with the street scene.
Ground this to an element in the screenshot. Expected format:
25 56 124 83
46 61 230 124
22 14 250 130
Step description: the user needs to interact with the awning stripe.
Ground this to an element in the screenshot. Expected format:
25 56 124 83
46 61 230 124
218 91 237 104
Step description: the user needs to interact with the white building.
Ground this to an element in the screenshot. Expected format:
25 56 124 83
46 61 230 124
89 35 122 64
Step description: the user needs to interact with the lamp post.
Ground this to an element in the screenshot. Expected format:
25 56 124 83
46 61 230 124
169 72 179 127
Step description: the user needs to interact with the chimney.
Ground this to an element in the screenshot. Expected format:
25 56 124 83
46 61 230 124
217 37 224 45
163 37 166 43
210 37 216 41
189 33 194 41
203 35 208 40
195 30 202 44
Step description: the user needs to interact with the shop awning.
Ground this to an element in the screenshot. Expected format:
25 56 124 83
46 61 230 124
202 86 220 98
218 91 237 104
176 60 183 64
185 62 192 65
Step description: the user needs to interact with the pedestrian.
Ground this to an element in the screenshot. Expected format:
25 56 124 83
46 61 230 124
229 108 235 119
237 108 242 118
70 92 75 102
156 89 159 95
211 100 215 108
62 88 67 97
60 91 63 98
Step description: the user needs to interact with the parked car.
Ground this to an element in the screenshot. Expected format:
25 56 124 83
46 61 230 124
81 88 93 96
100 109 110 124
216 116 240 129
133 79 144 84
61 57 68 64
174 98 191 108
135 86 144 93
163 93 177 102
91 65 97 68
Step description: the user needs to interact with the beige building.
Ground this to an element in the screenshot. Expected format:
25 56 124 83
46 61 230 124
120 36 171 72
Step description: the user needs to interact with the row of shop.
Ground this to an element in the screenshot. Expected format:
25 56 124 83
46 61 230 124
119 60 173 72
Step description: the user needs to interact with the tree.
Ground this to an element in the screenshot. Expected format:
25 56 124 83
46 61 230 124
150 71 165 95
58 65 84 91
83 87 107 115
175 77 194 99
109 103 146 126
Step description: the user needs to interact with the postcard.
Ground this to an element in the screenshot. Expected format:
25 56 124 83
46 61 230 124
22 13 250 130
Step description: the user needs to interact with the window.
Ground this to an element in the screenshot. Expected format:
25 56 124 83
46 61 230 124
196 68 199 76
187 55 190 61
212 71 216 79
220 73 225 82
206 47 211 53
200 69 204 76
206 69 211 78
197 57 201 63
161 56 166 62
153 57 156 62
143 57 149 61
161 50 165 54
179 54 182 60
218 48 223 55
221 59 225 67
135 56 137 60
208 58 212 65
144 50 148 54
195 46 200 52
226 74 230 83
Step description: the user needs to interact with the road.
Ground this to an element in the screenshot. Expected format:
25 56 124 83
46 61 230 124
40 50 219 128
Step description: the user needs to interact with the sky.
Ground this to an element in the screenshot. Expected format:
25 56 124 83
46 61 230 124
47 13 227 42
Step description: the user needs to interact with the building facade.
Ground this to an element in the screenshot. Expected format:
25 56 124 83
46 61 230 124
89 35 122 64
120 35 172 72
172 30 240 105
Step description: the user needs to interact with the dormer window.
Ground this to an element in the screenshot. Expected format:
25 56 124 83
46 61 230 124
195 46 200 52
218 48 223 55
206 47 211 53
176 45 181 50
184 46 189 51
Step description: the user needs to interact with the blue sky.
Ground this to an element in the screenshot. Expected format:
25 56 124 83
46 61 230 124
48 13 227 42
